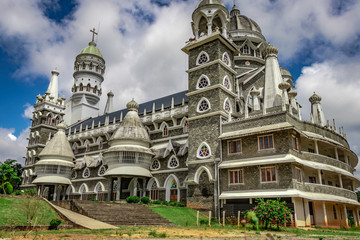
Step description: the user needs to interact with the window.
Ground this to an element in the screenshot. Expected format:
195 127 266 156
197 51 209 65
72 143 78 154
93 86 97 94
162 125 168 137
223 76 231 90
82 168 90 178
243 45 249 54
150 181 159 200
197 76 210 89
86 143 90 152
168 156 179 168
79 83 83 91
86 84 91 92
308 148 315 153
292 135 300 151
256 49 261 57
261 167 276 182
296 167 302 183
71 171 77 179
99 140 103 149
198 98 210 112
258 135 274 150
98 165 107 176
229 169 243 184
82 62 86 69
198 143 210 158
183 120 189 133
224 99 231 113
89 63 93 70
228 140 241 154
309 176 316 183
46 115 52 125
96 66 99 72
222 52 230 66
151 160 160 170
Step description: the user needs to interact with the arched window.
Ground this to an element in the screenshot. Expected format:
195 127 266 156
82 168 90 178
243 45 249 54
82 62 86 70
93 85 97 94
46 115 52 125
86 84 91 92
222 52 230 66
89 62 93 70
151 159 160 170
197 75 210 89
197 142 211 159
196 51 209 65
150 181 159 200
98 139 103 150
197 98 210 113
79 83 84 91
183 120 189 133
72 143 78 154
168 156 179 169
96 66 99 72
85 141 90 152
71 171 77 179
162 123 169 137
74 86 77 92
223 76 231 90
98 165 107 176
256 49 261 57
224 98 232 113
55 116 61 125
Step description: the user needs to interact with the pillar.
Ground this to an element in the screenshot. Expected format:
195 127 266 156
207 22 212 35
53 184 57 201
345 155 349 165
133 177 138 196
291 198 298 228
356 208 360 227
142 178 146 197
318 169 322 185
354 209 359 227
314 140 319 154
322 202 328 227
344 205 349 228
116 177 121 201
335 148 339 160
338 174 343 188
304 199 311 227
107 178 113 201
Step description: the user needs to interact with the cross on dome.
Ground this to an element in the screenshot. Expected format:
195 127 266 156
90 28 98 42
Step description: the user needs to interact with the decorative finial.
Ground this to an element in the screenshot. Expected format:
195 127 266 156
90 28 98 42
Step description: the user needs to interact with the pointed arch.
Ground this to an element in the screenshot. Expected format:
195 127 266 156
223 75 231 90
79 83 84 91
180 117 189 133
164 174 180 202
86 84 91 92
66 185 75 195
84 139 91 152
197 97 211 113
196 74 210 89
194 166 214 184
196 51 210 65
222 52 230 66
223 98 232 113
160 122 169 137
146 177 160 190
78 183 89 193
197 142 211 159
94 182 105 193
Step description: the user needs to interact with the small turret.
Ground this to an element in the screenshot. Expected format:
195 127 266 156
47 69 59 101
104 91 114 114
309 92 326 127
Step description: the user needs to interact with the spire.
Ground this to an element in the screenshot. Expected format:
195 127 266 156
309 92 326 127
230 0 240 16
104 91 114 114
263 45 283 110
47 68 59 101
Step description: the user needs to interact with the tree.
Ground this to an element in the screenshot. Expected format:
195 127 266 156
0 159 22 194
253 198 292 229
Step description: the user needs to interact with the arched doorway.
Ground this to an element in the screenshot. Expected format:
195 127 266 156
165 175 180 202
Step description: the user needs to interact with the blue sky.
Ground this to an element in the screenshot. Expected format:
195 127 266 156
0 0 360 176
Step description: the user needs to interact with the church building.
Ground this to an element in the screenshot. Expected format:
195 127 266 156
21 0 360 228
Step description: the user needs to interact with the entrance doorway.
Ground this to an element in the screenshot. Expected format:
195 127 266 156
170 189 177 202
309 201 315 225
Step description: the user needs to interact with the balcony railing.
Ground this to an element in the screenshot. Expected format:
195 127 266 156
290 150 353 173
294 182 357 201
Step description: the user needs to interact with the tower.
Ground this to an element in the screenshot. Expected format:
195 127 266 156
21 69 66 189
182 0 239 215
64 28 106 125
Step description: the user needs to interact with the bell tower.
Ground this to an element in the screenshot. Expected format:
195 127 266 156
64 28 106 125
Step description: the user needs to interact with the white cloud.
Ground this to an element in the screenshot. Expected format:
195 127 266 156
22 103 34 119
0 128 29 164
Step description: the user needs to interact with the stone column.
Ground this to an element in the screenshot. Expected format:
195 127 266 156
354 209 359 227
291 198 298 228
323 202 328 227
345 155 349 165
356 208 360 227
40 185 44 197
338 174 343 188
318 169 322 185
142 178 147 197
250 89 261 111
53 184 57 201
335 148 339 160
133 177 138 196
344 205 349 228
116 177 121 201
314 140 319 154
207 22 212 35
304 199 311 227
297 103 302 120
107 178 113 201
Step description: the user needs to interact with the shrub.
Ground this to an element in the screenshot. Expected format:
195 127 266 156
49 219 62 230
14 190 22 195
89 199 99 202
0 182 13 194
126 195 139 203
168 201 177 206
141 196 150 204
161 201 168 205
247 211 259 231
253 198 292 230
148 230 166 238
175 202 185 207
23 189 36 196
152 200 161 205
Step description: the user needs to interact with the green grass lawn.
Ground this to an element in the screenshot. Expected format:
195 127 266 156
0 197 60 226
148 206 207 226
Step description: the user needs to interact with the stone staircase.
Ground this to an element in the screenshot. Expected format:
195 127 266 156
53 200 172 226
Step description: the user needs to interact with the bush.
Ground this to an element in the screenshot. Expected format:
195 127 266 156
23 189 36 196
141 196 150 204
152 200 161 205
247 211 259 231
175 202 185 207
89 199 99 202
14 190 22 195
49 219 62 230
168 201 177 206
161 201 168 205
126 195 139 203
148 230 166 238
0 182 13 194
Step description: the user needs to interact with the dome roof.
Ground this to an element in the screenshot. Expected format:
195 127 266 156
110 99 150 143
38 123 75 160
230 14 262 34
280 67 292 77
79 41 103 58
309 92 322 104
196 0 225 8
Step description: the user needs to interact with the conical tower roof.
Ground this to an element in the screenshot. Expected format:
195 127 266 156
38 122 75 160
